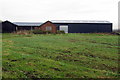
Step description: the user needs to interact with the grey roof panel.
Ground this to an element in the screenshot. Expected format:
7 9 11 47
51 20 111 23
13 22 43 26
13 20 111 26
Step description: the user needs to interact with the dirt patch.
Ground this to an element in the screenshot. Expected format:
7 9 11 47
62 50 71 53
95 33 119 35
90 41 97 43
23 71 38 78
50 67 61 71
68 39 79 42
65 73 78 78
11 60 17 62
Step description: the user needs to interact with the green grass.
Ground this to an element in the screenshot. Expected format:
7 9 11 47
2 33 119 78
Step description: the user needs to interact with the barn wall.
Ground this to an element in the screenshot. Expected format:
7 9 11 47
2 21 16 33
54 23 112 33
17 26 35 30
0 22 2 33
36 21 57 33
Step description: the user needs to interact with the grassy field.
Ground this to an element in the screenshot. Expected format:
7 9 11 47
2 33 119 78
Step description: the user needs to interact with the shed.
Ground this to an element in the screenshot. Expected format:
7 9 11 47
13 22 42 31
2 21 17 33
35 21 57 33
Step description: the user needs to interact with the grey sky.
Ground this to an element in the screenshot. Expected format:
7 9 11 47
0 0 119 29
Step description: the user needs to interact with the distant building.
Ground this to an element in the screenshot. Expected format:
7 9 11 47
2 21 16 33
2 20 112 33
35 21 57 33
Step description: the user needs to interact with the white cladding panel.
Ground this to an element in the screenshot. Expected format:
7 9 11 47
60 25 68 33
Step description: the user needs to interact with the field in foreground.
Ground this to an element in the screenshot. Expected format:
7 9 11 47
2 33 119 78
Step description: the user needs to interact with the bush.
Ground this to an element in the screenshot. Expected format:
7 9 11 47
32 30 44 34
43 31 52 34
57 30 65 34
15 30 66 34
15 30 33 35
32 30 53 34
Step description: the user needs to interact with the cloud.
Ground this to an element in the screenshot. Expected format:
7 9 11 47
0 0 119 29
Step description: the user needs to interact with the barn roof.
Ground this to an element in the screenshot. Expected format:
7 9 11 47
51 20 111 23
13 22 43 26
12 20 111 26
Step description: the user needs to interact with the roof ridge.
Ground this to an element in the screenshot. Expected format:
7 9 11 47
51 20 111 23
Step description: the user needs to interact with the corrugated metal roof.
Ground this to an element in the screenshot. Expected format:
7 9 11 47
13 20 111 26
51 20 111 23
13 22 43 26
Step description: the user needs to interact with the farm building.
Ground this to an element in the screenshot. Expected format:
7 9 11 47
2 21 17 33
2 20 112 33
34 21 57 33
13 22 42 31
1 21 42 33
52 20 112 33
0 20 2 33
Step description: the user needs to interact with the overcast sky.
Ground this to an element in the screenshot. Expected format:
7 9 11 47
0 0 119 29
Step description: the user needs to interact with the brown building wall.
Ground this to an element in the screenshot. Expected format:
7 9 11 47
35 21 57 33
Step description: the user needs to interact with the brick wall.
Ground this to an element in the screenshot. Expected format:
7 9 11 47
35 21 57 33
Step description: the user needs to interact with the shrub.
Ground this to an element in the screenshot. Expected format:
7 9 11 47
43 31 52 34
15 30 33 35
32 30 44 34
57 30 65 34
32 30 53 34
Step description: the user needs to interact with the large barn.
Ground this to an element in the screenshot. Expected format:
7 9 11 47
2 20 112 33
52 20 112 33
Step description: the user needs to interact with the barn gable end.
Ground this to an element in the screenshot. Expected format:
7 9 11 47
2 21 17 33
35 21 57 33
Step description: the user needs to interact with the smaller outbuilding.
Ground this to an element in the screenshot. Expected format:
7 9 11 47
2 21 16 33
35 21 57 33
13 22 42 31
